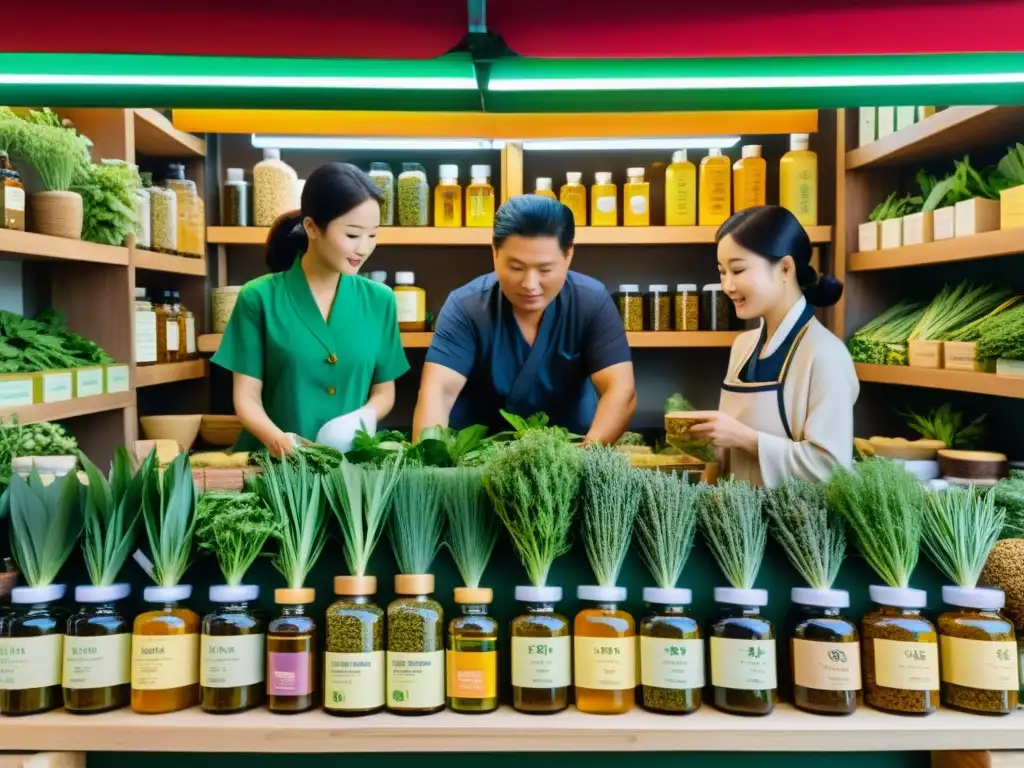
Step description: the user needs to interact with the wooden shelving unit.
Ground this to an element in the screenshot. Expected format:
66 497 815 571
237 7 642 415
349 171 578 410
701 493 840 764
855 364 1024 400
136 360 208 388
0 229 129 266
0 391 135 425
132 248 208 276
133 108 206 158
848 229 1024 272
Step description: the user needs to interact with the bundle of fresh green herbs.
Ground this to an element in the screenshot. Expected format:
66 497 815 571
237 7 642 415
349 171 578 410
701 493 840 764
908 282 1013 342
869 191 922 222
11 118 91 193
415 424 492 467
324 455 403 577
899 403 986 449
922 156 1001 212
946 296 1021 344
974 302 1024 362
995 474 1024 539
493 410 581 443
763 478 845 589
699 480 767 590
580 445 642 587
635 471 700 589
0 418 78 460
3 469 82 587
141 451 196 587
195 491 279 587
922 486 1004 588
441 467 499 588
389 466 445 575
0 309 113 373
989 143 1024 192
847 301 926 366
71 160 142 246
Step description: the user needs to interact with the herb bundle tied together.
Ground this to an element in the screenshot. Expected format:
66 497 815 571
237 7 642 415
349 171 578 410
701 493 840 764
698 480 767 590
580 445 642 588
635 471 700 589
763 478 845 590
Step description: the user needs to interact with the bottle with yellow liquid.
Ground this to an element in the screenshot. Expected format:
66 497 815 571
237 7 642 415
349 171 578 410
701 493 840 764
780 134 818 226
623 167 650 227
733 145 766 212
465 164 495 228
591 172 617 227
665 150 696 226
560 172 587 225
699 149 731 227
434 164 462 227
534 178 557 200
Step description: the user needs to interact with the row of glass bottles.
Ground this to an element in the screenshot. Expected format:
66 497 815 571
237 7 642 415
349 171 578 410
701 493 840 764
138 165 206 257
133 288 198 366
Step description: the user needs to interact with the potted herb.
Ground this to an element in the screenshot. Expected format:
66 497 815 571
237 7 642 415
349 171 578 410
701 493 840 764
699 479 775 716
764 478 858 716
921 157 1001 240
0 469 82 716
386 465 445 716
994 143 1024 229
484 430 579 715
860 191 921 252
922 487 1016 715
71 159 141 247
195 490 279 714
323 454 403 717
15 121 89 240
945 297 1023 373
635 471 703 715
64 447 154 715
574 444 642 716
827 458 938 715
442 466 499 714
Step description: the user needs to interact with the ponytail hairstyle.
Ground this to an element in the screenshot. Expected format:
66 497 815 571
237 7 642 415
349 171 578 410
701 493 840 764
264 162 384 273
715 205 843 308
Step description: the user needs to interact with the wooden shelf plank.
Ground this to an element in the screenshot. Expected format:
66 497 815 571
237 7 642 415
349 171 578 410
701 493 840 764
135 361 208 388
132 248 208 276
856 363 1024 399
846 106 1024 170
848 229 1023 272
574 226 833 245
2 704 1023 754
0 229 128 266
133 109 206 158
0 391 135 424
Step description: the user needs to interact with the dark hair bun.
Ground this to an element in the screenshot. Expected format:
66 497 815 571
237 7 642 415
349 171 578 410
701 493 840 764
804 273 844 308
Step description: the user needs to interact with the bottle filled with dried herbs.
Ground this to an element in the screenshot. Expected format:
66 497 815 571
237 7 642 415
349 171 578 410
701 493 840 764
200 585 265 714
447 587 498 714
387 574 445 715
639 587 703 714
646 285 671 332
267 588 317 714
369 163 395 226
63 584 132 714
510 586 570 714
574 585 636 714
398 163 429 226
617 284 644 332
674 284 699 331
325 575 385 717
790 588 860 715
709 587 777 716
131 585 201 714
0 584 67 716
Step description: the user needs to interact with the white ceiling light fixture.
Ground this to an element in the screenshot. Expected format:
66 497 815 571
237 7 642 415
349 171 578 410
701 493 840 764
251 135 505 151
521 137 741 151
0 74 477 90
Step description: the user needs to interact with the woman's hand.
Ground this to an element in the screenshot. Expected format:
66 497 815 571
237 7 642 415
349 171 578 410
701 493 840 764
266 430 297 458
686 411 759 455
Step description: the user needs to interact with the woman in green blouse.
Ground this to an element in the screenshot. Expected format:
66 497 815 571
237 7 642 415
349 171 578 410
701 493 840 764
213 162 409 455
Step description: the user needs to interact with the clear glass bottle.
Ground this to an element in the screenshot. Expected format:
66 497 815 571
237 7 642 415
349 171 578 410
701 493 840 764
387 574 444 716
466 165 495 228
254 148 298 227
574 585 635 715
134 287 158 366
64 584 131 714
646 285 671 332
159 290 180 364
222 168 250 227
702 283 734 332
510 585 570 715
591 172 618 226
0 169 25 232
434 165 462 227
393 272 427 332
560 172 587 226
368 162 395 226
150 185 178 254
200 584 264 714
674 284 699 331
131 585 200 714
0 584 66 716
861 585 939 715
623 167 650 226
447 587 498 714
165 163 200 257
938 585 1017 715
267 588 317 714
173 291 197 361
397 163 429 226
325 575 385 717
534 178 557 200
709 587 776 716
639 587 703 715
789 587 860 716
135 175 152 249
617 284 643 332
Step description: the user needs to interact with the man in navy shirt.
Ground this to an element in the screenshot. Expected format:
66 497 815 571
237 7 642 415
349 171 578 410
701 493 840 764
412 195 636 443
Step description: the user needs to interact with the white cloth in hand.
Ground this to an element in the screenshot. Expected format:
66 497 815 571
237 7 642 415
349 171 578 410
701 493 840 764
315 407 377 453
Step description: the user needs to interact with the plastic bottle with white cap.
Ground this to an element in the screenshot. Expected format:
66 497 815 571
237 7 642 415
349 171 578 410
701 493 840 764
789 586 860 715
200 584 265 713
434 164 462 227
624 167 650 226
510 585 570 714
64 582 132 714
0 583 67 715
638 586 703 714
466 164 495 228
559 171 587 225
574 584 636 714
709 586 776 715
131 583 200 714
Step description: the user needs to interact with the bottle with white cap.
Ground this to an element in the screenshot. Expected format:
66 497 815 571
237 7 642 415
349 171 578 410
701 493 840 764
665 150 696 226
733 145 766 212
789 586 860 715
222 167 250 227
393 271 426 332
368 270 388 284
267 585 318 714
200 583 265 714
510 584 571 714
64 582 133 714
623 167 650 226
466 164 495 228
699 147 732 226
780 132 818 226
560 171 587 225
591 171 618 226
708 585 776 715
434 164 462 227
534 177 556 200
0 582 68 715
131 582 200 714
639 586 703 714
574 583 636 714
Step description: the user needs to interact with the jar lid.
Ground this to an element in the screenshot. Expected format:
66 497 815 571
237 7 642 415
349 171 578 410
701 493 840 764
869 584 927 609
515 585 562 603
76 583 130 604
535 177 553 191
370 162 392 173
671 150 689 163
707 148 723 157
11 584 66 605
225 168 245 183
439 164 459 178
791 587 849 609
714 586 768 607
648 284 669 292
791 133 810 150
577 585 626 602
470 164 491 178
369 271 388 283
144 584 192 603
395 271 415 285
334 575 377 596
395 573 434 595
595 172 613 184
643 586 692 605
676 283 698 292
275 587 315 605
454 586 493 605
263 148 281 160
626 167 645 177
566 172 582 183
210 584 259 603
742 145 763 159
703 283 723 291
942 585 1005 611
134 287 147 299
213 285 243 294
618 284 640 293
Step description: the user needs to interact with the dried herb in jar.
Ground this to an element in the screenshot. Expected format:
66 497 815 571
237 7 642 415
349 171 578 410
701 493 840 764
617 285 644 331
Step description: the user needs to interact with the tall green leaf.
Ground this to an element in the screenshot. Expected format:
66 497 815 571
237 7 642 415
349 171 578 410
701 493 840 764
325 454 403 577
698 480 767 590
141 451 196 587
257 452 327 589
922 487 1003 588
389 466 445 575
8 470 83 587
442 467 498 588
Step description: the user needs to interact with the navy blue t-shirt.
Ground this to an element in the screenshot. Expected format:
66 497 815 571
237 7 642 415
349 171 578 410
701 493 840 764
425 271 631 435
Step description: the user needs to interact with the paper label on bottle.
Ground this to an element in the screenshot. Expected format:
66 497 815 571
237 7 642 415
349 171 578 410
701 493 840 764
595 195 616 214
573 636 636 691
75 368 104 398
267 651 312 696
446 650 497 699
0 634 63 690
640 637 705 690
394 291 420 324
386 650 444 709
41 371 72 403
131 633 199 690
106 365 130 393
511 636 571 689
792 639 861 691
135 312 158 364
0 378 33 407
872 639 939 690
200 633 265 688
709 637 777 690
325 650 384 710
165 321 179 352
939 636 1019 691
185 318 196 354
629 195 648 215
4 186 25 212
63 633 131 689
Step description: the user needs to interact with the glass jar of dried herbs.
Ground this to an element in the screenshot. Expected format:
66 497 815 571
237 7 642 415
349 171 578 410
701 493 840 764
387 573 444 716
510 585 570 714
617 284 644 332
646 285 671 332
267 588 317 714
789 587 860 716
325 575 384 717
639 587 703 714
0 584 67 716
200 584 265 714
447 587 498 714
938 585 1018 715
709 587 776 716
862 585 939 715
63 584 131 714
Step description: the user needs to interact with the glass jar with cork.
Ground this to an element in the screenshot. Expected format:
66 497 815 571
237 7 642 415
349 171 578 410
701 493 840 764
790 587 860 716
63 583 132 714
709 587 777 716
325 575 385 717
447 586 498 714
267 587 317 714
200 584 264 714
131 584 200 714
617 284 643 332
639 587 703 714
510 585 570 714
387 573 445 716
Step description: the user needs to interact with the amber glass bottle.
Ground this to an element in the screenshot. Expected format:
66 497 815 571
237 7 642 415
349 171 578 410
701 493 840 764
639 587 703 714
574 585 635 714
789 588 860 716
267 588 317 714
64 584 132 714
0 584 66 716
447 587 498 714
201 585 265 714
510 585 570 714
131 585 200 714
709 587 777 716
325 576 385 717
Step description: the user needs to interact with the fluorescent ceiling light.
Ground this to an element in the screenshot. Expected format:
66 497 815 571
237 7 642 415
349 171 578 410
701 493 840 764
522 137 740 151
251 135 504 151
0 74 476 90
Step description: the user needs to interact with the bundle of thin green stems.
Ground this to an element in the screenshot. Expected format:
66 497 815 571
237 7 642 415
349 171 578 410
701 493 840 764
922 486 1004 588
389 466 445 575
634 471 700 589
763 478 844 590
441 467 498 588
579 445 643 587
698 480 767 590
909 282 1013 341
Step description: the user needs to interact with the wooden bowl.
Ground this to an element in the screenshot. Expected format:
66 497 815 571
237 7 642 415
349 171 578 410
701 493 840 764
139 414 202 451
868 437 946 461
938 450 1008 482
200 415 243 447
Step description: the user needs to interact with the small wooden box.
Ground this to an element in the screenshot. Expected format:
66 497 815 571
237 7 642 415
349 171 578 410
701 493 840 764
999 184 1024 230
908 340 943 368
858 221 880 252
934 206 956 240
902 211 934 246
880 218 903 250
73 367 105 398
0 374 36 408
943 342 996 373
955 197 1001 237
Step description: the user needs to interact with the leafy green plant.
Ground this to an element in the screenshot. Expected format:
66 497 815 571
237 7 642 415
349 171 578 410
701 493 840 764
442 467 498 588
614 431 647 448
0 309 113 374
869 191 921 222
763 478 845 590
635 471 700 589
922 486 1003 588
975 302 1024 362
14 121 90 192
141 451 196 587
699 480 767 590
389 467 445 574
908 282 1013 342
72 160 141 246
996 474 1024 539
324 455 403 577
416 424 491 467
847 301 926 366
580 445 642 587
344 429 409 466
922 156 1000 212
0 419 77 459
900 403 986 449
991 143 1024 190
665 393 696 413
195 491 279 587
495 410 580 443
7 470 83 587
257 452 327 589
